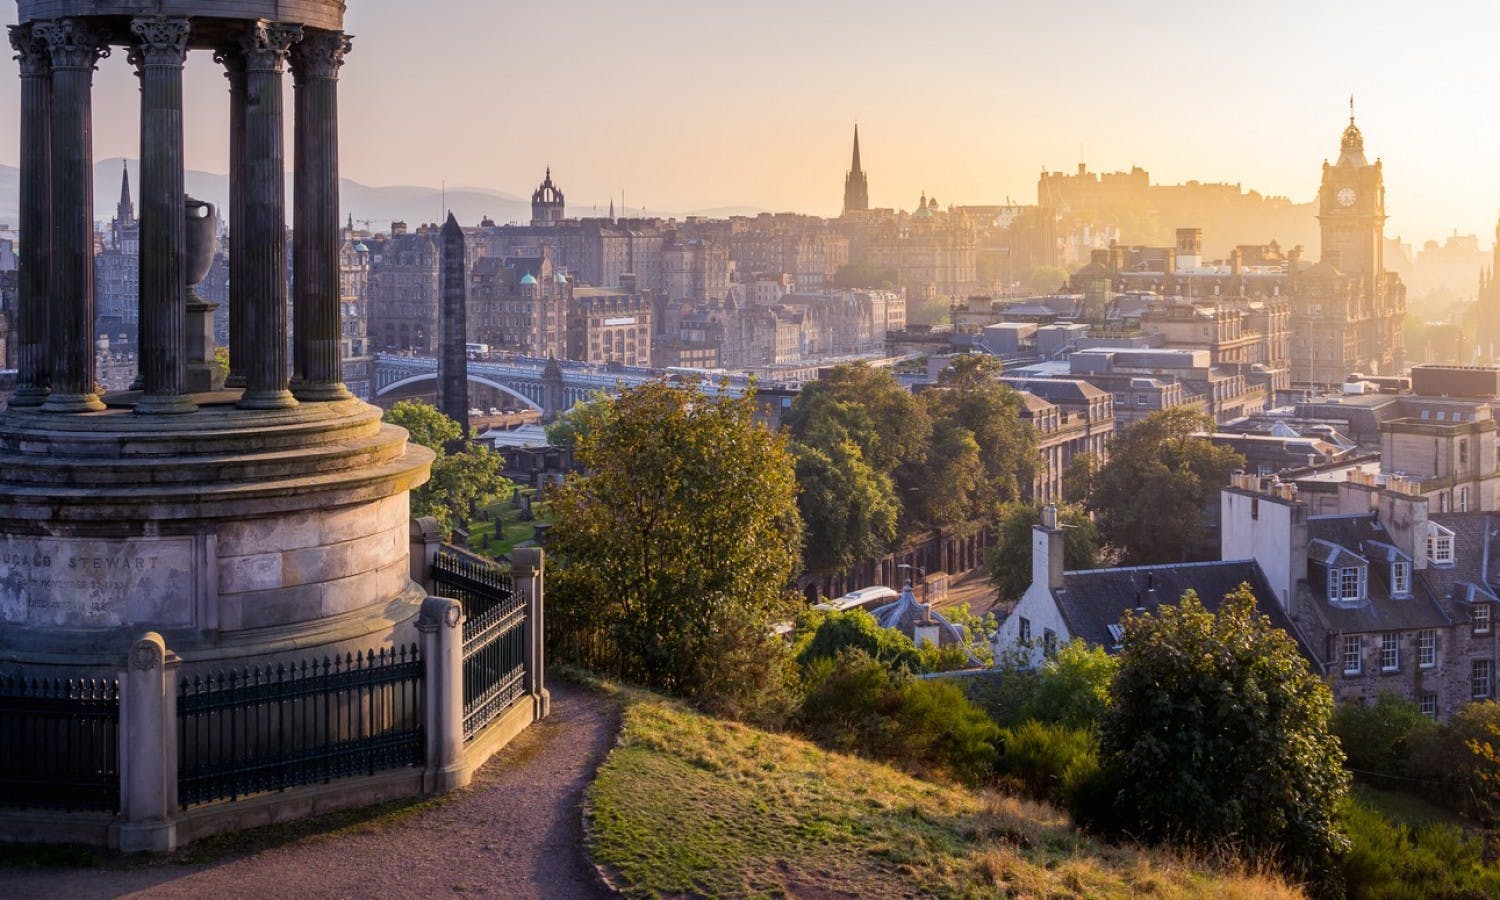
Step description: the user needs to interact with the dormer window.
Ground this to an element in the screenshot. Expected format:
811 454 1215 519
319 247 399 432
1427 523 1455 565
1391 561 1411 597
1107 623 1125 650
1328 565 1366 602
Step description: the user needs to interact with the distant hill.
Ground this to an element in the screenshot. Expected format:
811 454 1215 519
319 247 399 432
0 160 531 231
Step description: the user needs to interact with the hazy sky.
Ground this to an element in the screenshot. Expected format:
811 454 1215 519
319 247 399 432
2 0 1498 246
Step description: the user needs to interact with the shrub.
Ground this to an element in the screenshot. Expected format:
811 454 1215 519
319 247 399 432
891 678 1002 785
1340 799 1500 899
1099 587 1349 888
997 720 1097 805
1022 639 1116 729
1332 692 1437 782
795 649 1000 785
795 609 925 673
1408 700 1500 823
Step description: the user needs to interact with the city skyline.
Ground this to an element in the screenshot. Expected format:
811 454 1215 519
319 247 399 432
2 1 1499 246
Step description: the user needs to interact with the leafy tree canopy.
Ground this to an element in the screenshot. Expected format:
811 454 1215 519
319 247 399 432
1097 586 1349 886
987 502 1102 603
1087 407 1242 564
790 438 899 576
384 401 509 538
385 398 461 453
543 391 614 449
548 382 803 708
786 363 930 479
919 355 1038 523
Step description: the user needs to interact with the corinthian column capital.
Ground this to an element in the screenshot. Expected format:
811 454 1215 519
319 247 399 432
127 16 191 73
238 20 302 73
8 23 50 77
34 18 110 71
290 29 351 82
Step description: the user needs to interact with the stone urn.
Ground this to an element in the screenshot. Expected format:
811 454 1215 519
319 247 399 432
185 197 216 299
184 196 225 392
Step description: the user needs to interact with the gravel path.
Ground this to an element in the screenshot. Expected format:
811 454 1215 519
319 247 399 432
0 683 620 899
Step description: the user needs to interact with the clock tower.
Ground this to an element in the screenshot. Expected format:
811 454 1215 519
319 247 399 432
1317 104 1386 279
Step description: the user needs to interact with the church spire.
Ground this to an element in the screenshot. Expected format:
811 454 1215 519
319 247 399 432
842 124 869 216
116 161 134 225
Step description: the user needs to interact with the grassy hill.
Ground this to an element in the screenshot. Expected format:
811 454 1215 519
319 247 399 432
585 692 1302 899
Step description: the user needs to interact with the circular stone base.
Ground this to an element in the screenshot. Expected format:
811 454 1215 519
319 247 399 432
0 394 434 675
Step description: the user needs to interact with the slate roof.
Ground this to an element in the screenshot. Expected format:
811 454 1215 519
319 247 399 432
871 582 984 666
1300 513 1463 633
1000 377 1108 405
1052 559 1319 669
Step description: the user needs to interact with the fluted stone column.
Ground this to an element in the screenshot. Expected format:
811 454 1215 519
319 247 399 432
290 29 353 402
236 21 301 410
214 47 249 389
130 17 195 415
37 19 107 414
7 24 51 407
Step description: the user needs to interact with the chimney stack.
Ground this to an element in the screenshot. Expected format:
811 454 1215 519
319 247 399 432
1033 504 1066 591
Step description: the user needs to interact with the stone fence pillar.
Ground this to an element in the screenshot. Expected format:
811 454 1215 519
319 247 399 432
511 547 549 718
417 595 466 793
409 516 442 590
118 632 180 852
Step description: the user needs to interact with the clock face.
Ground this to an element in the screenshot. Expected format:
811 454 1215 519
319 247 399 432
1337 187 1357 207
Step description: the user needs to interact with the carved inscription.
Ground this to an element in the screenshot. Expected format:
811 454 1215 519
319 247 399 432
0 536 195 627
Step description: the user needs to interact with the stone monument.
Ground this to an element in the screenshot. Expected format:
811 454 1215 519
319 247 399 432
1 1 432 683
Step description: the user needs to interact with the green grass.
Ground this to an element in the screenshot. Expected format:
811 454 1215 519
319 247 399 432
1351 782 1466 829
586 692 1304 899
467 490 555 558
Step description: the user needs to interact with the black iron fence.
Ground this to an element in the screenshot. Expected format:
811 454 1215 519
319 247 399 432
432 548 529 740
432 548 514 621
0 673 120 812
178 645 423 808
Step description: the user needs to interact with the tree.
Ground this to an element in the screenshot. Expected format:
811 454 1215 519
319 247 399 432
543 392 613 449
1096 585 1349 886
1087 407 1243 564
790 437 899 576
786 363 931 535
987 502 1102 603
919 355 1038 524
383 400 509 539
1062 451 1098 504
1020 264 1070 295
830 261 899 290
786 363 929 481
547 382 802 709
385 398 460 452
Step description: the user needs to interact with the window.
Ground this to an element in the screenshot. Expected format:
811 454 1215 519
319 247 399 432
1428 524 1455 565
1380 633 1399 672
1419 629 1436 668
1017 617 1031 646
1043 629 1058 659
1392 562 1411 596
1106 623 1126 649
1329 565 1365 601
1420 692 1437 719
1473 659 1492 701
1460 486 1471 512
1343 635 1362 675
1475 604 1492 635
1460 438 1469 468
1340 567 1362 600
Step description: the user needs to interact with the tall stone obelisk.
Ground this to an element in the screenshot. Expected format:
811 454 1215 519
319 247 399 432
438 212 469 437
